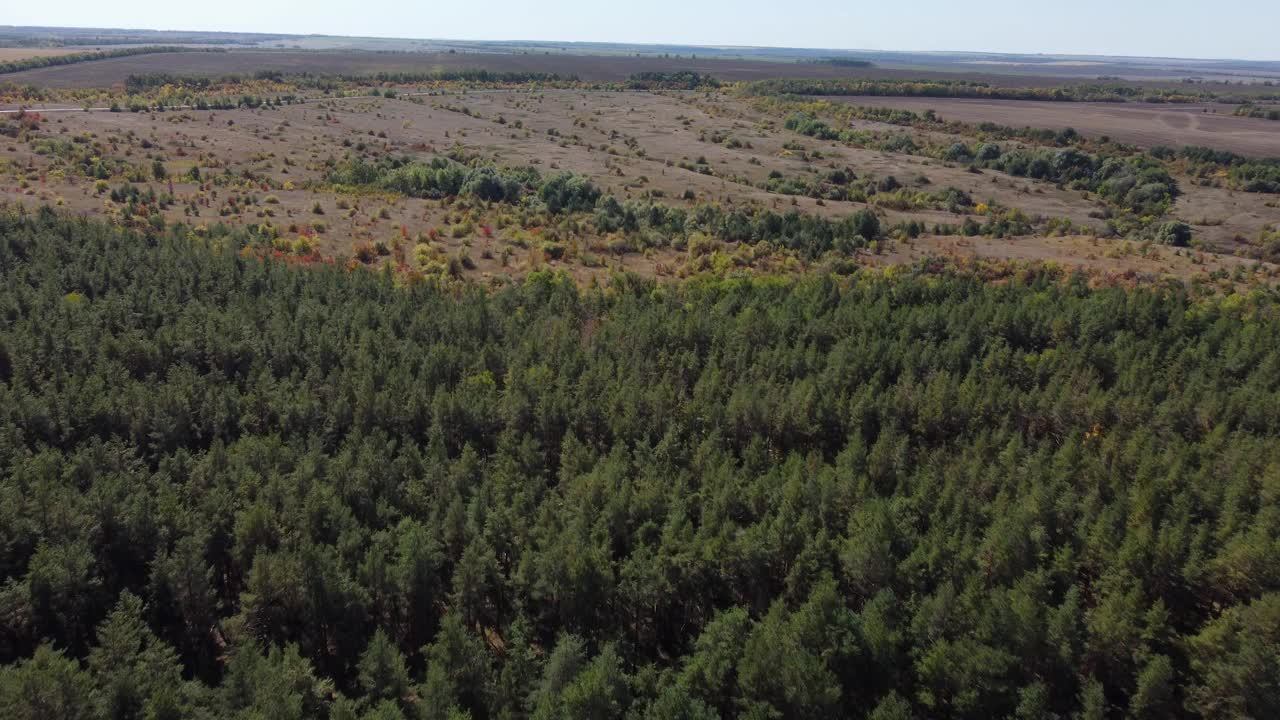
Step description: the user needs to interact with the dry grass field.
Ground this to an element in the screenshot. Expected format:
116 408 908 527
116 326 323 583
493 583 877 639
3 83 1278 287
824 96 1280 157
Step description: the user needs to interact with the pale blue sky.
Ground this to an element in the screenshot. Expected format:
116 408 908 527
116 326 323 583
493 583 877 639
5 0 1277 61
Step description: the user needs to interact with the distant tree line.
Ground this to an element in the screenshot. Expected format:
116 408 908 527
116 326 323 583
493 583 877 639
122 73 216 93
326 70 574 85
744 77 1280 104
120 69 571 97
1233 103 1280 121
809 58 875 68
627 72 722 90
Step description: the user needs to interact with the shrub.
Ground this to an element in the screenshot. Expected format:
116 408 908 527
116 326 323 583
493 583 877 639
542 242 566 260
1155 221 1193 247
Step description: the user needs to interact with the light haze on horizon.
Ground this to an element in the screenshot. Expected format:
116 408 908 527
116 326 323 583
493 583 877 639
5 0 1278 62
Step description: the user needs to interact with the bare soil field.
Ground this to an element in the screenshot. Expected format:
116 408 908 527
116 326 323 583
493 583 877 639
825 96 1280 157
2 88 1277 285
0 48 89 62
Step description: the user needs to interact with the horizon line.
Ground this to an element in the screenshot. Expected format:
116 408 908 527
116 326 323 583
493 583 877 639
3 24 1278 65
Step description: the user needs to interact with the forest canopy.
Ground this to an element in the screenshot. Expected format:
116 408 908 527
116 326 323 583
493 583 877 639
0 210 1278 719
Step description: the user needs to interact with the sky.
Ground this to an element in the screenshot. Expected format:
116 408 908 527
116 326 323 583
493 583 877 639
5 0 1278 62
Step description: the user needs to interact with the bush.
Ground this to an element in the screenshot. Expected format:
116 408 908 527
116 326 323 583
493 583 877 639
1155 221 1193 247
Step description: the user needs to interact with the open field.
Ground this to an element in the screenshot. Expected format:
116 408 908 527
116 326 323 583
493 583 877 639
0 47 94 62
3 85 1278 286
824 96 1280 157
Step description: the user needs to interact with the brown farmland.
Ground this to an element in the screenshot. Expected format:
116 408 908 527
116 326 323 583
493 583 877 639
825 96 1280 157
0 47 92 62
